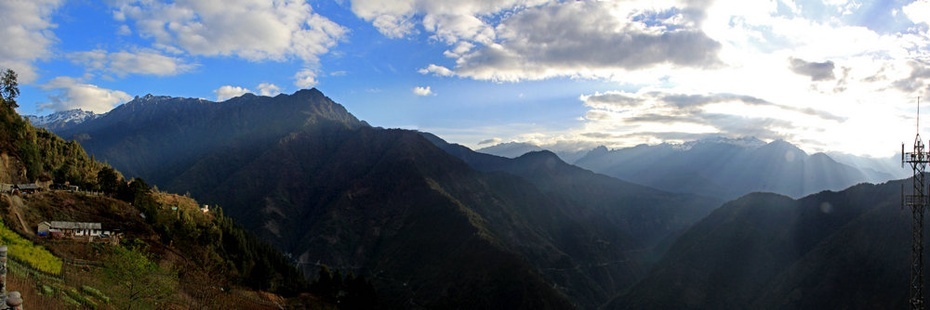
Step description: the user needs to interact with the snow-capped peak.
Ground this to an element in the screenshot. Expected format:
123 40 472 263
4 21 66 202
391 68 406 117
25 109 100 130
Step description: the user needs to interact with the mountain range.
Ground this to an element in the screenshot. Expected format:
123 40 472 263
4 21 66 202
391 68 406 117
34 107 904 202
42 89 722 308
480 137 904 200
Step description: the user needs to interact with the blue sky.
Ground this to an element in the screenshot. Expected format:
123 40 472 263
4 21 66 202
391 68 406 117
4 0 930 157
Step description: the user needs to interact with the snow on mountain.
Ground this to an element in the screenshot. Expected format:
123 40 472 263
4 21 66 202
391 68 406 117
25 109 100 131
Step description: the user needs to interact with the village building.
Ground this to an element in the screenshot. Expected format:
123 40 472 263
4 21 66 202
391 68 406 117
37 221 108 238
12 184 40 194
50 184 80 192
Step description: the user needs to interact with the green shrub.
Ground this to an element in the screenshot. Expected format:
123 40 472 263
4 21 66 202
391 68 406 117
60 294 80 307
66 288 97 309
81 285 110 303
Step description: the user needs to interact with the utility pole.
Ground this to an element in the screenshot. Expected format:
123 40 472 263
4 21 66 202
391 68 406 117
903 97 928 310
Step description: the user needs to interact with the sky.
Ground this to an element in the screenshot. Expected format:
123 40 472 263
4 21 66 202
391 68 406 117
4 0 930 157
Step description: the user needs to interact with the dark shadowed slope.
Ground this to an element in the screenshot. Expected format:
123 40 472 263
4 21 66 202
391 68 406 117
423 132 722 257
607 179 915 309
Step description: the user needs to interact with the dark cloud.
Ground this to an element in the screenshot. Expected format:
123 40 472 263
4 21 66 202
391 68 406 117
863 64 890 83
585 93 641 107
478 138 501 145
659 93 770 108
584 110 612 121
893 60 930 93
582 132 617 139
833 67 851 93
628 113 696 123
586 91 843 122
789 57 836 81
582 91 823 144
622 109 791 142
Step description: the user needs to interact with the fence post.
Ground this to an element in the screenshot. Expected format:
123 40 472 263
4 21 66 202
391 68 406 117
0 245 7 295
0 246 23 309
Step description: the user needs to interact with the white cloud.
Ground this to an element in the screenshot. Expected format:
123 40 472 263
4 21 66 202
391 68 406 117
348 0 416 38
459 1 720 82
294 69 318 88
113 0 347 85
69 49 196 77
214 85 251 101
257 83 282 97
350 0 719 82
418 64 454 77
412 86 433 96
38 77 133 113
349 0 549 41
903 0 930 25
0 0 64 83
117 24 132 36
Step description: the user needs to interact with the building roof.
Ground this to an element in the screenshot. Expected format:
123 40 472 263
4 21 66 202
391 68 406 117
15 184 40 190
49 221 101 230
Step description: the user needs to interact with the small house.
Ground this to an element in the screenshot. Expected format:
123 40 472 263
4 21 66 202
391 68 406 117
37 221 51 237
50 184 80 192
46 221 103 237
13 184 40 194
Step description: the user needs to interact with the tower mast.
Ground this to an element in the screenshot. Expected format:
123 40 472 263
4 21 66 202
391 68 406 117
903 96 927 310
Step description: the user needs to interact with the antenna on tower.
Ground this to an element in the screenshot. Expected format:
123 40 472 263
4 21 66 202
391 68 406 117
903 97 928 310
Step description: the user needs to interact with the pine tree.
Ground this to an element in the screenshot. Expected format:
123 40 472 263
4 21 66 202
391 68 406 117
0 69 18 109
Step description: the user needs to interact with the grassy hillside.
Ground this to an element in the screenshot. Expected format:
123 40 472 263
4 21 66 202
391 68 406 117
1 189 314 308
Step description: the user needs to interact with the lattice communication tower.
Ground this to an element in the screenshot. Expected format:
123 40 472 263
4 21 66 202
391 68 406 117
903 97 928 310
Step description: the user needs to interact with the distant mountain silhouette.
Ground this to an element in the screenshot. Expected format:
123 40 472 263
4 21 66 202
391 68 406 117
54 89 722 308
476 141 589 163
574 137 880 200
607 178 916 309
477 141 544 158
